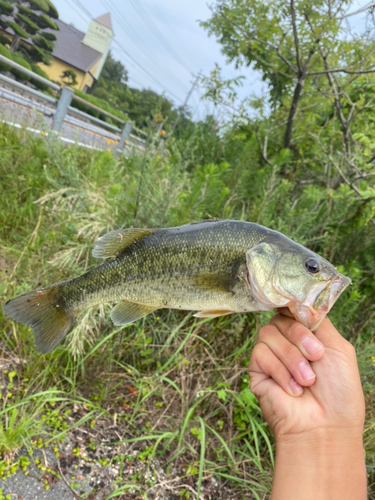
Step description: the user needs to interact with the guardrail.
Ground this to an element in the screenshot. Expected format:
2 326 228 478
0 54 148 156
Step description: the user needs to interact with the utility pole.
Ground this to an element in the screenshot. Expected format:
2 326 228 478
172 73 200 132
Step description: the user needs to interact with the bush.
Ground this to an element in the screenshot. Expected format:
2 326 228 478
0 32 10 46
72 89 129 125
10 52 31 81
30 63 50 91
0 43 11 72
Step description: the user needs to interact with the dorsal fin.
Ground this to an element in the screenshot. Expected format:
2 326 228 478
92 228 157 258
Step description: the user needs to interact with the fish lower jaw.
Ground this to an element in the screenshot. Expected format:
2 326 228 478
288 301 326 331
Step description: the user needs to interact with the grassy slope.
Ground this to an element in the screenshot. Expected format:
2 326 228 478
0 124 374 499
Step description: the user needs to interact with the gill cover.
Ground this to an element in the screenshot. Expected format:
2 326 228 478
246 242 290 309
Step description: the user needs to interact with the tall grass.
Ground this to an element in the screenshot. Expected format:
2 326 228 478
0 122 374 498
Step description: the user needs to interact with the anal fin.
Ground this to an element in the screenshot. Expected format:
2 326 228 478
193 310 235 318
110 300 158 326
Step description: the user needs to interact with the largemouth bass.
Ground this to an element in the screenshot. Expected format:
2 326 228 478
3 220 350 353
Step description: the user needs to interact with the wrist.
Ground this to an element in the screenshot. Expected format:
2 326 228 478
272 429 367 500
275 425 365 458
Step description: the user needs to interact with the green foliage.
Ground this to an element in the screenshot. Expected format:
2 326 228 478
0 32 10 45
92 52 194 134
16 13 39 34
17 4 33 15
28 0 50 12
10 51 31 80
30 62 50 90
32 35 53 51
72 88 129 124
0 1 13 15
7 20 28 38
61 68 77 86
0 43 11 71
38 12 58 30
23 42 45 63
40 31 56 41
0 0 59 63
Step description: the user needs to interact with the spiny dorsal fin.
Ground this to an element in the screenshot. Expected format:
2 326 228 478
92 228 157 259
193 310 235 318
110 300 158 326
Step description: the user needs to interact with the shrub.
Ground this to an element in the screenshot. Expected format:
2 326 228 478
10 52 31 80
0 43 11 72
30 63 50 91
72 89 129 124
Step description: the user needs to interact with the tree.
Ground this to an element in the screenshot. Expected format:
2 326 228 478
92 52 194 133
202 0 375 150
201 0 375 201
0 0 59 63
100 52 128 85
61 68 77 86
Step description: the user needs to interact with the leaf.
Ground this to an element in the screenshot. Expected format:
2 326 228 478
217 389 227 402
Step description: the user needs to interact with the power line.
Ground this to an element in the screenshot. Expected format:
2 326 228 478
172 73 200 130
112 38 185 103
70 0 93 20
99 0 190 92
127 0 194 75
69 0 185 103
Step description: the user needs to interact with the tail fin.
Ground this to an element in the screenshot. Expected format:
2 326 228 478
3 284 75 354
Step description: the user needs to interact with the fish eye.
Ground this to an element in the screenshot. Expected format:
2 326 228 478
305 258 320 274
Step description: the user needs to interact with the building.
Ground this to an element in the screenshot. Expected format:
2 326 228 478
38 13 113 92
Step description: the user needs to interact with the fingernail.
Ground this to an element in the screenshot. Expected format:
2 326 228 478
290 377 303 395
302 337 322 355
299 361 316 381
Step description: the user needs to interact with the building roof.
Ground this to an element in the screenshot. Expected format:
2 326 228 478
50 19 102 73
94 13 113 32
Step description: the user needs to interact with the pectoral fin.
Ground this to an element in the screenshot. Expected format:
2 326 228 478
92 228 159 258
110 300 158 326
193 310 235 318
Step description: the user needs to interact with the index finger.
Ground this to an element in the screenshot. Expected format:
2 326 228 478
272 312 348 351
270 313 324 359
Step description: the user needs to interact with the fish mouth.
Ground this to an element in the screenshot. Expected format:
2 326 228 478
289 274 351 331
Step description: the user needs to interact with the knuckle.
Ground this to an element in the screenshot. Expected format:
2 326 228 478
253 342 269 356
284 342 298 359
287 321 306 340
257 325 273 342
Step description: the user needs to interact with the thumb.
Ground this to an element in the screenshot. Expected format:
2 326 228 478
277 307 295 319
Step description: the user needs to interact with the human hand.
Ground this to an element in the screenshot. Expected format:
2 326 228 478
249 309 365 443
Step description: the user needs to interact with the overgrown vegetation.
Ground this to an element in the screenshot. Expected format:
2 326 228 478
1 0 375 498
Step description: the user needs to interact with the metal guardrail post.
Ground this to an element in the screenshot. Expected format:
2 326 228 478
52 87 74 133
115 121 133 158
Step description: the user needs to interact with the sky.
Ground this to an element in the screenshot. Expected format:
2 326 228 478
52 0 371 121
